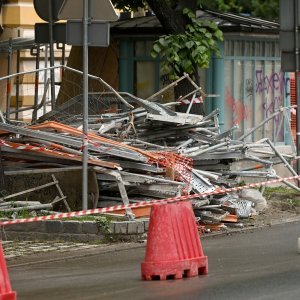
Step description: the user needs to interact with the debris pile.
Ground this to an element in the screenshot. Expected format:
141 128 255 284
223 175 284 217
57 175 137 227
0 75 298 231
0 174 69 219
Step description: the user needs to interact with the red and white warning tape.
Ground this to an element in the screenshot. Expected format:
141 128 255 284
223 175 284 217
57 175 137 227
179 97 203 105
0 139 76 160
0 175 299 226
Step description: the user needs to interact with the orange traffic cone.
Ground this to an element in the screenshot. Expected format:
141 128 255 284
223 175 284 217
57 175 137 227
0 242 16 300
141 200 208 280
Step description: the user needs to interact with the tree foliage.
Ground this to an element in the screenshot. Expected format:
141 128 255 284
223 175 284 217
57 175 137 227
111 0 279 81
112 0 224 79
151 9 223 80
200 0 279 21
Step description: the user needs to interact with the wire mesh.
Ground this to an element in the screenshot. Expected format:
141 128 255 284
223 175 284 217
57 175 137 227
37 68 137 127
149 152 193 194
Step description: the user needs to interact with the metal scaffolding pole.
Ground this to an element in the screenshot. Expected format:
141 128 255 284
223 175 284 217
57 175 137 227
48 0 56 109
43 45 49 115
32 46 40 122
82 0 89 210
15 48 20 120
6 39 12 121
295 0 300 181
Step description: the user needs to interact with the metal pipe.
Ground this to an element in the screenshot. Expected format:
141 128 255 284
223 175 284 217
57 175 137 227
275 106 284 143
48 0 56 109
193 169 219 181
176 138 194 150
64 66 134 109
284 109 296 154
6 38 12 121
249 149 294 159
187 142 228 157
275 175 300 192
266 139 298 176
43 45 49 114
146 73 189 101
0 111 5 123
295 0 300 180
244 155 273 165
5 105 36 115
0 180 58 201
61 43 66 79
181 145 207 154
128 139 168 149
177 88 200 103
0 64 133 111
238 106 297 141
203 108 219 121
183 72 207 97
186 93 196 115
0 65 63 82
32 47 40 122
15 48 20 120
221 171 276 177
82 0 89 210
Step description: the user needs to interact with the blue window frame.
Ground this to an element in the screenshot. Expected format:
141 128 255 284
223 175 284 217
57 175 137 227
119 38 160 99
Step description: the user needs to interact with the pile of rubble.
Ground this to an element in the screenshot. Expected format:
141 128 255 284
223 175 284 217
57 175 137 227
0 75 298 232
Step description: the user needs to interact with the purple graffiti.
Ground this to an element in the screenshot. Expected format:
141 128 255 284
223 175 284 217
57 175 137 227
262 96 283 137
256 70 290 96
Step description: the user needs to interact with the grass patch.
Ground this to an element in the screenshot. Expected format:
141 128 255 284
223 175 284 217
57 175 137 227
287 198 300 207
264 186 297 195
0 208 32 219
263 186 300 207
62 215 112 232
61 216 102 222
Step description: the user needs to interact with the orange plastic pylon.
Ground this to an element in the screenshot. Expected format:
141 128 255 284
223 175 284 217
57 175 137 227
0 242 16 300
141 201 208 280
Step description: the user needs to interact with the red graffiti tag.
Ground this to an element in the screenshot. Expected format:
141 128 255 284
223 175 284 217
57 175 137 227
225 88 252 125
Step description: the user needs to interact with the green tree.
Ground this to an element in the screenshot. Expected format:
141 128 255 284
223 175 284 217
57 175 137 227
112 0 223 80
200 0 279 21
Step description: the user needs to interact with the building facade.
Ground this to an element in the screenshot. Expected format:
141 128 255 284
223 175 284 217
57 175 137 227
0 0 65 120
112 11 292 146
0 3 293 147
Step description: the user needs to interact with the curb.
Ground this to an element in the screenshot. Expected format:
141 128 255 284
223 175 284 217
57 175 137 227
2 219 149 243
3 214 300 242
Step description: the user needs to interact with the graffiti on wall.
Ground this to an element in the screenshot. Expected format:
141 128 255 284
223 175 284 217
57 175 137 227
256 70 289 138
256 70 289 96
225 69 289 140
225 88 252 126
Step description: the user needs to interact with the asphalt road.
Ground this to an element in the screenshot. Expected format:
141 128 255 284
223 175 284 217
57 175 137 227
8 221 300 300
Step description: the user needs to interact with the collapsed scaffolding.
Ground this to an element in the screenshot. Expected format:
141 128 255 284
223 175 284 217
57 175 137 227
0 64 299 231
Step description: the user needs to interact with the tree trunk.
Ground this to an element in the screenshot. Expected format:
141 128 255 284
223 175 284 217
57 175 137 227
147 0 198 34
147 0 202 114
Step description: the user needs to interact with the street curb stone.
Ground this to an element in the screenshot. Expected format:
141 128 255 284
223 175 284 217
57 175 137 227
5 215 299 243
45 220 63 233
62 221 82 234
2 219 149 242
82 221 99 234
